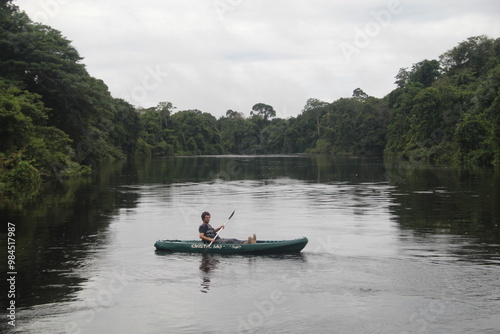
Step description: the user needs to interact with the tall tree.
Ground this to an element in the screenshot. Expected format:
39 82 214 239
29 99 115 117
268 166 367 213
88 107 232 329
439 35 498 77
250 103 276 121
352 88 369 100
409 59 441 88
0 80 82 186
0 5 142 165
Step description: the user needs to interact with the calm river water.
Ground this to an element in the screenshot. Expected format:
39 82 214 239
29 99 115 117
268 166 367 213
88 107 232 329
1 155 499 333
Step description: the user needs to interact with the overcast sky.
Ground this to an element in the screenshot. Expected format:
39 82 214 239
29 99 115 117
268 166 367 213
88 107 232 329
15 0 500 118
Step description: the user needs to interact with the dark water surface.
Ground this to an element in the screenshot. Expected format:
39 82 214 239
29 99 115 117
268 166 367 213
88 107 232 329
1 155 499 333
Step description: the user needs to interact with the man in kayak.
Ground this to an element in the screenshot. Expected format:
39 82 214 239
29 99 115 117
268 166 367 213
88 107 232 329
199 211 256 244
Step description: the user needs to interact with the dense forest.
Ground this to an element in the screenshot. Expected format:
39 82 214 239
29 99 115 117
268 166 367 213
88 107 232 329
1 0 499 190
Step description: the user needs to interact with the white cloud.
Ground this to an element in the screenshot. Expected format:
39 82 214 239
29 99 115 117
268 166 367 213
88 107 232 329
14 0 500 118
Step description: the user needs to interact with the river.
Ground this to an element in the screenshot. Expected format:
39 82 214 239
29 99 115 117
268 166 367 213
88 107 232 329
1 155 499 333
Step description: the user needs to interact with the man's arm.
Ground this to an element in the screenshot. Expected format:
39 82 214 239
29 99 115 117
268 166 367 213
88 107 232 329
199 232 215 243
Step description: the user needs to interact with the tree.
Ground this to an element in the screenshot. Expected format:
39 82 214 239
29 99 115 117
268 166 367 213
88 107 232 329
409 59 441 88
258 119 288 154
395 68 410 88
321 98 361 154
352 88 369 100
303 98 329 111
0 5 142 165
0 81 83 186
250 103 276 121
137 102 178 156
302 98 329 137
218 113 247 153
110 99 141 156
439 35 497 77
169 110 223 155
460 64 500 165
225 109 243 119
385 36 500 166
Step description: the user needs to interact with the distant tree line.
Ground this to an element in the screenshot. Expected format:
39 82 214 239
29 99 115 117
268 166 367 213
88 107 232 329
1 0 499 189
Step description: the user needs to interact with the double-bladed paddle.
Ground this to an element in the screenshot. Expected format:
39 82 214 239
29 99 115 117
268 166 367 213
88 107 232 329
204 210 235 252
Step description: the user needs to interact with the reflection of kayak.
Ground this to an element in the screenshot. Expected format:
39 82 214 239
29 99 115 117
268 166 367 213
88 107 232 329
154 237 308 254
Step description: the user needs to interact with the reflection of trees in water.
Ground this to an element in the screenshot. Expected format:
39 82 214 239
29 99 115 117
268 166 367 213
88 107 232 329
199 254 219 293
0 161 141 308
387 164 500 260
388 166 500 238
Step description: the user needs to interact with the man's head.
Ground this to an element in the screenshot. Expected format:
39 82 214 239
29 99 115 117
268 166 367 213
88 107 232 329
201 211 211 223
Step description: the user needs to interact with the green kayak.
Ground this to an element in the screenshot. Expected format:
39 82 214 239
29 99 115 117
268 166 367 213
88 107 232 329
154 237 308 254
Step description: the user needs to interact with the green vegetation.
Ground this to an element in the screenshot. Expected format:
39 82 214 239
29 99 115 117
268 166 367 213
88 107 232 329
386 36 500 166
0 1 138 190
1 0 499 191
